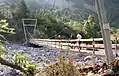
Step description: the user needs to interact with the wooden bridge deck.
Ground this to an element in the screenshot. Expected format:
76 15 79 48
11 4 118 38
29 38 119 56
29 38 119 48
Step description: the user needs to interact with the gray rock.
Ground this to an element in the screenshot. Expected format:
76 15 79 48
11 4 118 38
2 44 104 76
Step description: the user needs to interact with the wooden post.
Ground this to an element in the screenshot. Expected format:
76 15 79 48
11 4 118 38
58 40 60 48
65 40 70 56
51 40 53 48
82 41 84 50
78 40 81 52
68 40 70 50
47 41 48 47
55 42 56 48
92 38 95 66
61 41 62 50
115 37 118 56
92 39 95 55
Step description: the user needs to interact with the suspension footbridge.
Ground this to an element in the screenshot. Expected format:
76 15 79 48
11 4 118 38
29 38 119 56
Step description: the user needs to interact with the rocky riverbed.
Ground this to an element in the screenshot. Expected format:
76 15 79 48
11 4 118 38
0 44 104 76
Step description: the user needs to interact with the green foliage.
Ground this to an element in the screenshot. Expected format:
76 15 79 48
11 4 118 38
64 21 84 32
2 0 30 42
0 45 38 76
34 10 75 39
110 27 119 38
0 20 15 34
18 0 30 18
0 1 102 41
83 15 101 38
13 52 37 75
0 0 106 41
0 19 15 42
0 44 5 56
0 18 37 76
14 52 28 65
0 3 12 19
64 15 101 38
0 19 15 56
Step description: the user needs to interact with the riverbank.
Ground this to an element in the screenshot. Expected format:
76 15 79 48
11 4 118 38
0 44 104 76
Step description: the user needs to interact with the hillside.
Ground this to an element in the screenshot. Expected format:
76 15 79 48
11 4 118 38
0 0 119 40
1 0 119 28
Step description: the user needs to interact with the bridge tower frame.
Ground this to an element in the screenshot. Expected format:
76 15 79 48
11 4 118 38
22 19 37 44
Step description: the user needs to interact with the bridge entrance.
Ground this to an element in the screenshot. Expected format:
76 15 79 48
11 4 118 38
22 19 37 44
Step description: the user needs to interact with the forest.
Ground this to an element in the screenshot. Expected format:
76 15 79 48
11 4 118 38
0 0 119 43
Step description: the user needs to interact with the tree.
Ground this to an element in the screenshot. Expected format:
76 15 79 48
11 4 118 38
0 3 12 19
0 20 15 41
64 15 101 38
83 15 101 38
34 10 75 39
11 0 30 42
110 27 119 38
0 19 37 76
64 20 84 33
12 0 30 22
19 0 30 18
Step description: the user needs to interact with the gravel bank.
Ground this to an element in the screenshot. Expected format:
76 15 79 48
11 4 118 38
0 44 103 76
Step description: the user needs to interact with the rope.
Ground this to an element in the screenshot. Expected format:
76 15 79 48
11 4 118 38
22 27 34 45
49 27 67 38
26 28 34 39
35 30 49 39
33 27 67 39
34 27 74 40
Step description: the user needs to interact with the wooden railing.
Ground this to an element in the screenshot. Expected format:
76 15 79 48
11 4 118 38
29 38 119 51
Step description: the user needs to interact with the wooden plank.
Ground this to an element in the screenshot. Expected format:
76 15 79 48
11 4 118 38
30 37 119 43
30 38 104 42
29 38 119 50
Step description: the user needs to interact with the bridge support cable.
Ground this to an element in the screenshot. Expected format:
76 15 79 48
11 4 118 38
26 28 34 39
49 27 67 39
34 26 67 39
35 30 49 39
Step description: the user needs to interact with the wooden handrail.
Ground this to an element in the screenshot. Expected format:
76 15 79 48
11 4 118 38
29 38 119 50
30 38 104 42
30 37 119 42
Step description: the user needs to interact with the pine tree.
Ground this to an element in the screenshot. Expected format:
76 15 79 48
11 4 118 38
18 0 30 18
12 0 30 42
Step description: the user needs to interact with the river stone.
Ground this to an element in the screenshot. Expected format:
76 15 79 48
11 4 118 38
1 44 104 76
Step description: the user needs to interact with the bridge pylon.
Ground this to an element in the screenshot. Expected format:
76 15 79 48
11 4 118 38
22 19 37 44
